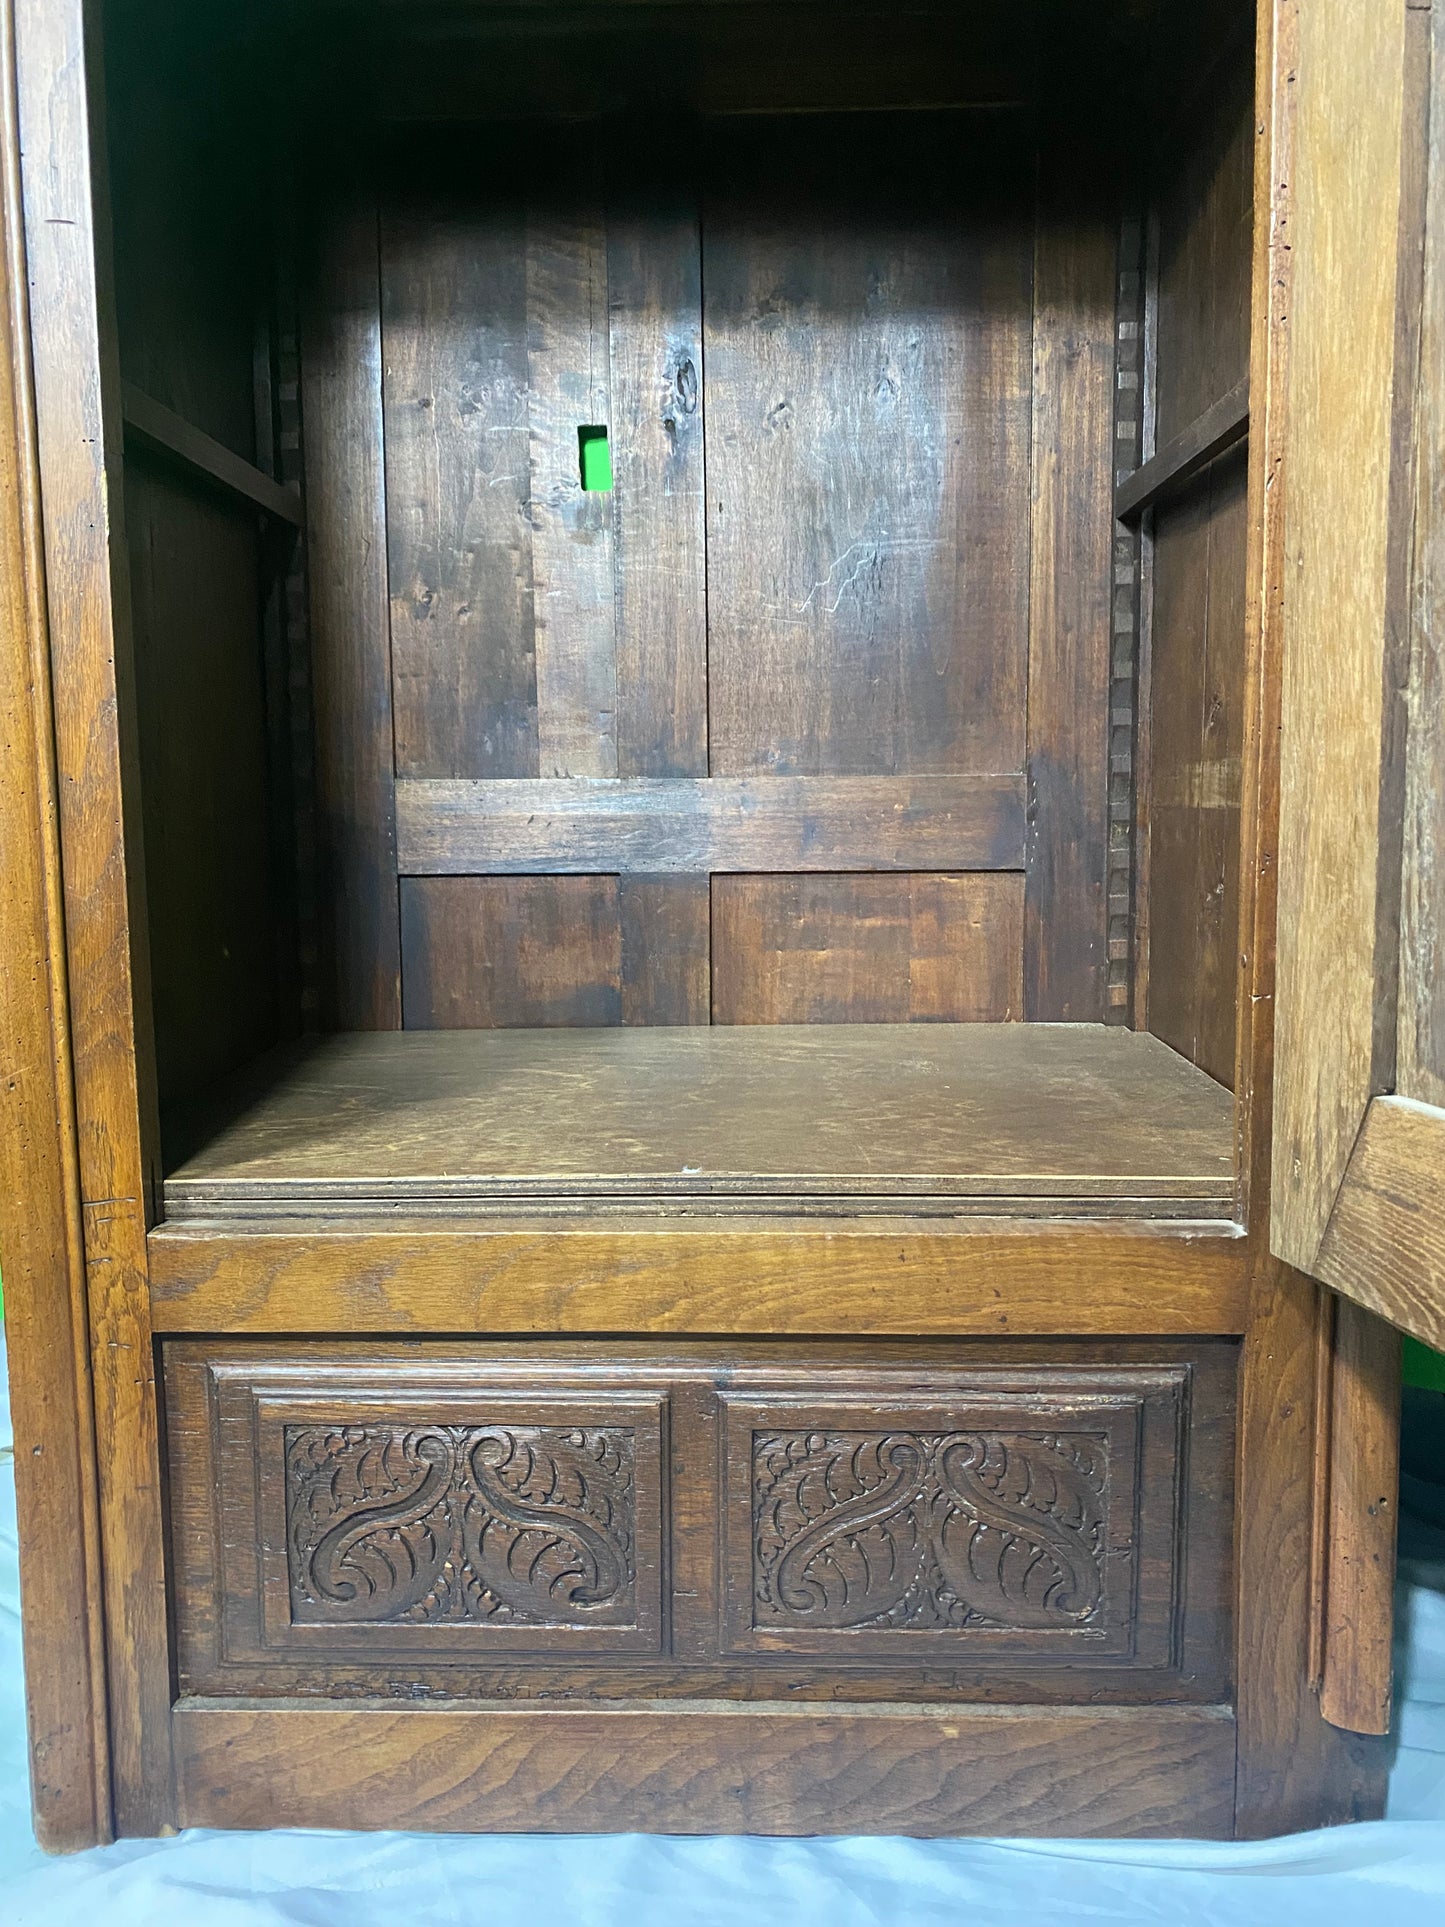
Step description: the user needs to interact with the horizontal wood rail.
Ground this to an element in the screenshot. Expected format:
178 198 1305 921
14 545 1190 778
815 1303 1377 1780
395 772 1026 875
121 382 303 526
1115 375 1250 521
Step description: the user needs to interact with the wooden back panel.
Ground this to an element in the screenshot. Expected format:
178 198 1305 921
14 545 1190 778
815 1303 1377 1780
303 114 1116 1029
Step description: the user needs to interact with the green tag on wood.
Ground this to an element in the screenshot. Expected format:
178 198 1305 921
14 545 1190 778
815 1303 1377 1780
578 424 613 492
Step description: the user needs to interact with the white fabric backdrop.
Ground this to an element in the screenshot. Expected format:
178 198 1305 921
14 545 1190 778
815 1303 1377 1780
1 1341 1441 1927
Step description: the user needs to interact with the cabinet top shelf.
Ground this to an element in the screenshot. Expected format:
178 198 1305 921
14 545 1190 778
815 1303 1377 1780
162 1024 1236 1221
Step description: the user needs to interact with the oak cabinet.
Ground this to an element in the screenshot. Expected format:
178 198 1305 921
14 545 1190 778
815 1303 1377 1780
0 0 1440 1849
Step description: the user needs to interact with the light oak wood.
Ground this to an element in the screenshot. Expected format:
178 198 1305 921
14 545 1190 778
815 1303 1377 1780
0 0 109 1844
1319 1298 1401 1736
146 1217 1252 1336
171 1700 1237 1838
121 380 302 524
160 1025 1236 1216
395 773 1027 875
13 0 172 1834
1315 1095 1445 1351
1271 0 1422 1274
1115 375 1249 521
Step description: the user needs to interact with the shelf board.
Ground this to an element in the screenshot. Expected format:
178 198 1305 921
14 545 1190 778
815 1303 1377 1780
162 1024 1236 1221
1114 376 1250 522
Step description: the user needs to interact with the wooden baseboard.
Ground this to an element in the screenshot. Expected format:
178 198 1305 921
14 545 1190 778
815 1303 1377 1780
172 1699 1237 1838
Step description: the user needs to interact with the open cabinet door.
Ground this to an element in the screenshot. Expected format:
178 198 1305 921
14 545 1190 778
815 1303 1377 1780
1274 0 1444 1352
1271 0 1441 1735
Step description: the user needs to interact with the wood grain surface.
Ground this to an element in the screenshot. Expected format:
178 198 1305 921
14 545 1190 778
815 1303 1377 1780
1315 1096 1445 1352
145 1218 1252 1338
160 1025 1236 1212
173 1700 1237 1838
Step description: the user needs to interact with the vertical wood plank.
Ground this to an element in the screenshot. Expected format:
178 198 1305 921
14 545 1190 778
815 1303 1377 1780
705 117 1033 778
303 194 402 1028
1399 0 1445 1111
381 190 537 779
1024 172 1116 1021
619 876 710 1025
711 874 1023 1025
609 203 708 778
1319 1298 1401 1736
13 0 172 1832
527 210 617 778
0 0 110 1839
1271 0 1420 1271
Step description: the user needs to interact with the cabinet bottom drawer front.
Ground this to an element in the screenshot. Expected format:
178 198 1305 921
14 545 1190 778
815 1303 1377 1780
163 1338 1235 1700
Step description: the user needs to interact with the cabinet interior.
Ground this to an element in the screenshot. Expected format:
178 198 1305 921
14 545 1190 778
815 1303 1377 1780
103 0 1257 1222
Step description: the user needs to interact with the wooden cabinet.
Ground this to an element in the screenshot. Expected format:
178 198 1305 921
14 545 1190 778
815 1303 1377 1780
0 0 1438 1849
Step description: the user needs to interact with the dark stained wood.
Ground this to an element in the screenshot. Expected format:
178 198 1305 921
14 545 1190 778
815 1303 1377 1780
704 115 1032 780
1023 168 1116 1022
146 1220 1253 1340
0 1 110 1840
125 455 284 1112
395 774 1027 876
402 876 623 1028
401 875 712 1029
527 204 618 778
121 382 302 523
1319 1298 1400 1735
162 1341 1231 1708
1148 446 1249 1087
303 193 401 1028
711 875 1022 1025
381 183 537 780
1155 54 1255 448
173 1700 1236 1839
619 876 710 1025
13 0 172 1834
1114 376 1249 521
160 1026 1236 1215
608 202 708 778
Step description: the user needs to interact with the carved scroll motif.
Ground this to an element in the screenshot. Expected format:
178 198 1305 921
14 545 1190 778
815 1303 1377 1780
286 1423 637 1626
753 1429 1108 1631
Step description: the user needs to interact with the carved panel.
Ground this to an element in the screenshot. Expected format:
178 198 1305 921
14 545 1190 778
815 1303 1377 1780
286 1422 638 1628
722 1387 1174 1659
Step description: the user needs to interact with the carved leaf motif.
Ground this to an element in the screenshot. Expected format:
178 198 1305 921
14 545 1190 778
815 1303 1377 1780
752 1429 1109 1633
286 1423 637 1627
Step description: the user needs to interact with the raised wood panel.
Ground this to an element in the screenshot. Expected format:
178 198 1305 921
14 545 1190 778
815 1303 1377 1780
395 774 1026 876
163 1342 1231 1706
704 114 1033 779
1148 446 1248 1087
711 874 1022 1024
400 875 710 1028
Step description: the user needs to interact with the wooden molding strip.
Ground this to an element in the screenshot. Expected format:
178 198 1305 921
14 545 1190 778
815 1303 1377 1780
1315 1094 1445 1349
172 1700 1237 1837
121 381 303 526
1114 376 1250 521
145 1220 1251 1336
395 772 1027 876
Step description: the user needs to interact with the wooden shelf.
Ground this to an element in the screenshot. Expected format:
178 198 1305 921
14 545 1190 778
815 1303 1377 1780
162 1024 1236 1221
1114 376 1250 522
121 383 303 526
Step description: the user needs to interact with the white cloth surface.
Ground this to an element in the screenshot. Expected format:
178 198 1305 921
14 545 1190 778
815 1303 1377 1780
1 1342 1442 1927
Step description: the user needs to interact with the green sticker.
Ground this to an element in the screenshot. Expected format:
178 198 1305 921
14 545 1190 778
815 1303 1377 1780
578 424 613 492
